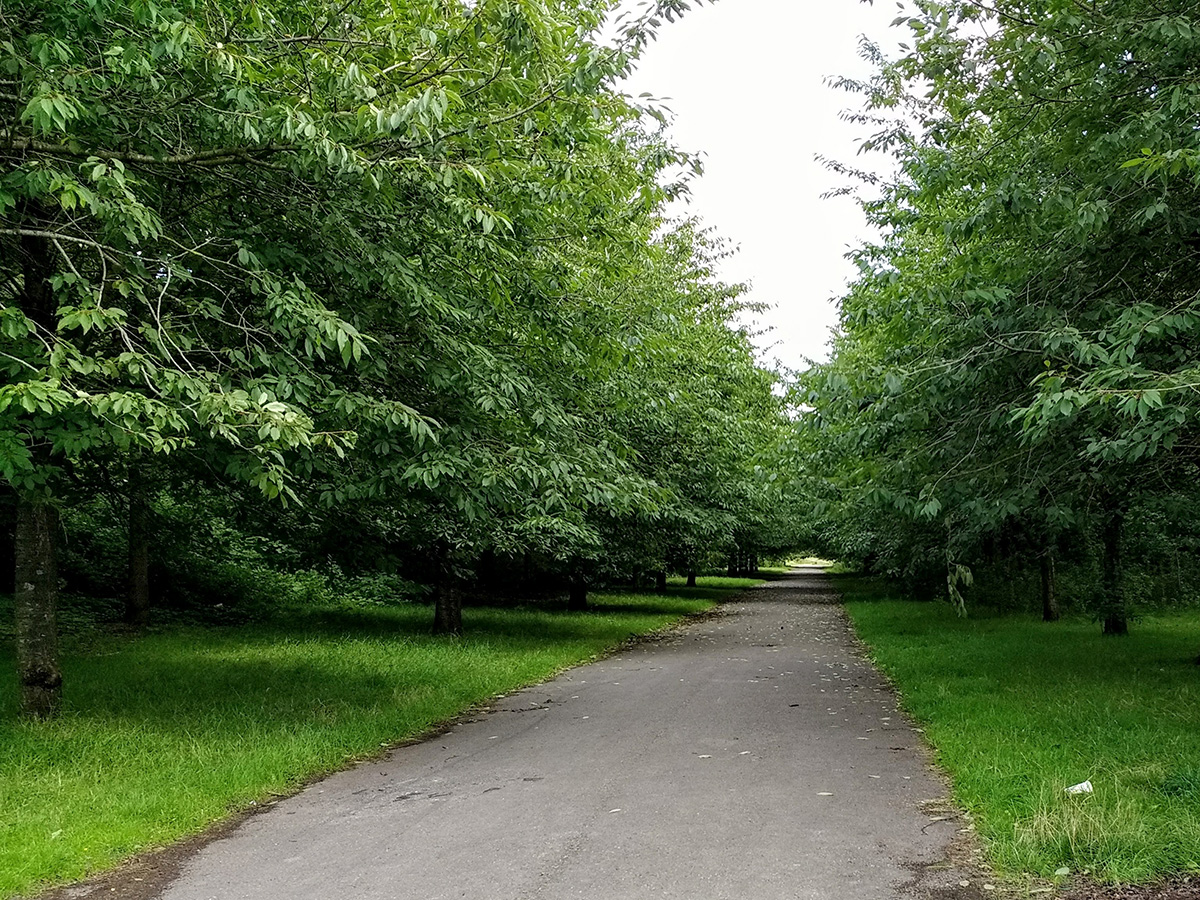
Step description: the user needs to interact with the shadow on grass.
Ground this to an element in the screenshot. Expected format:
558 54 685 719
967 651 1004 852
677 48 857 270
647 585 752 604
0 588 721 725
827 573 896 602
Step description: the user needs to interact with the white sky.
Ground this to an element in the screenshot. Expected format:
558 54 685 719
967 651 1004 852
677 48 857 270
618 1 906 371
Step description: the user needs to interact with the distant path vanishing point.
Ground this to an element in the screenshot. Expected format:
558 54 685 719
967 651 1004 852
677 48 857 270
145 569 985 900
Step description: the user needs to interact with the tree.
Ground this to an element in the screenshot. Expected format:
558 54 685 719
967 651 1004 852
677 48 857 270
5 0 788 706
798 0 1200 631
1 0 720 709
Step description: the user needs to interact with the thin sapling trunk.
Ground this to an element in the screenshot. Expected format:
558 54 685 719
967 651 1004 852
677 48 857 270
1040 549 1059 622
126 460 151 627
1101 508 1128 636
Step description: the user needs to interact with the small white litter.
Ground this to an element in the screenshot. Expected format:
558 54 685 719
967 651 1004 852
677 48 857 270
1065 780 1093 795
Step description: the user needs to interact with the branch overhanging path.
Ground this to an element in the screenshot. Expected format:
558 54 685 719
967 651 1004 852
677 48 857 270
141 571 983 900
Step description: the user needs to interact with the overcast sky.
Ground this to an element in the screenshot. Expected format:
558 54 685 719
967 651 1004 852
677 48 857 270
617 1 906 371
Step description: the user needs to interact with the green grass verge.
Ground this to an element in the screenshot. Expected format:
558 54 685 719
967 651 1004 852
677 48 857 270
0 577 759 899
666 574 774 590
840 576 1200 883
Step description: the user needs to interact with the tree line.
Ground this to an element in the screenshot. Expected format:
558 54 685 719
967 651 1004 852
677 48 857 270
1 0 799 719
793 0 1200 638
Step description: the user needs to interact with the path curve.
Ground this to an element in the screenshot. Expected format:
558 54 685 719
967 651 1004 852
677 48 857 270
145 569 985 900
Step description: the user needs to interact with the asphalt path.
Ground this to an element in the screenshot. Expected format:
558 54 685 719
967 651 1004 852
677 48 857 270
149 569 983 900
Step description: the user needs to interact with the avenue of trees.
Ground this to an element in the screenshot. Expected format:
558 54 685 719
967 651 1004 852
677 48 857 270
1 0 798 718
794 0 1200 634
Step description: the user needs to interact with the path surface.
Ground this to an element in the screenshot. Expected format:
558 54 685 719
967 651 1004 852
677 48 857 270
147 569 983 900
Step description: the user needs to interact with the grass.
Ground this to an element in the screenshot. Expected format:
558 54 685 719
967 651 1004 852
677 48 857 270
839 575 1200 884
0 577 760 899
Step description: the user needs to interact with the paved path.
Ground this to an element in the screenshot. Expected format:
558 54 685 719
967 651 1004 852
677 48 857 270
151 569 980 900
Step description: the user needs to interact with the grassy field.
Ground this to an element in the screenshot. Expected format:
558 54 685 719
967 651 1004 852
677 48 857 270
0 578 757 899
840 576 1200 884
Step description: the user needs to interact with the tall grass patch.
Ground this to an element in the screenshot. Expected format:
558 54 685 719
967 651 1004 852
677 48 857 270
0 578 757 899
840 579 1200 883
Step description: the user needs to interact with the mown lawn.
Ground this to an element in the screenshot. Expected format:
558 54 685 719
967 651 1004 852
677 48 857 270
0 578 756 899
840 576 1200 883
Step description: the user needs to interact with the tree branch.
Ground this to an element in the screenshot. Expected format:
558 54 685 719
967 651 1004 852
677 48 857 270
2 138 296 166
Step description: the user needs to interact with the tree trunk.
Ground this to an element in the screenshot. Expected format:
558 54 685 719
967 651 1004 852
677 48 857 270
567 578 588 611
125 462 151 627
750 553 759 575
726 553 736 577
432 580 463 636
1101 508 1128 635
686 569 697 588
1103 612 1128 635
14 229 62 718
1040 549 1059 622
655 570 667 594
15 497 62 719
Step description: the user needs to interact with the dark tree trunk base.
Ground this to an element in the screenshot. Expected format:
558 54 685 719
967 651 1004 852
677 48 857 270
655 570 667 594
1102 615 1128 636
1100 504 1126 637
15 497 62 719
686 570 696 588
126 472 151 628
432 583 463 636
567 581 588 612
1040 552 1059 623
